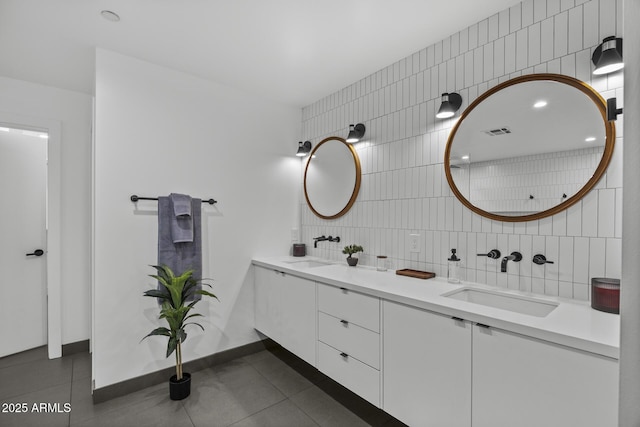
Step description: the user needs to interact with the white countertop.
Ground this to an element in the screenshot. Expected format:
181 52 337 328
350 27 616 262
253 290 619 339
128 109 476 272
252 256 620 359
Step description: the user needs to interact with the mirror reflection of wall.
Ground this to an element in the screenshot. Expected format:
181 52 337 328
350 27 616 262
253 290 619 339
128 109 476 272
457 146 604 216
446 74 615 222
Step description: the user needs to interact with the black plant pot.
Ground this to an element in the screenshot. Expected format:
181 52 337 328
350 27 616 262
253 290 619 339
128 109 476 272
169 372 191 400
346 257 358 267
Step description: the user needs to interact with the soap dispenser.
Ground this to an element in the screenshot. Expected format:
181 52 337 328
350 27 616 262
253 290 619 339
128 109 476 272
448 249 461 284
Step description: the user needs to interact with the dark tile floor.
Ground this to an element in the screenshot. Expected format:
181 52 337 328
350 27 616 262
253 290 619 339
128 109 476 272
0 345 407 427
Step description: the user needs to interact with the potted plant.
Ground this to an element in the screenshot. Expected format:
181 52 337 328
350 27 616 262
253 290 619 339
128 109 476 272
142 265 217 400
342 244 364 266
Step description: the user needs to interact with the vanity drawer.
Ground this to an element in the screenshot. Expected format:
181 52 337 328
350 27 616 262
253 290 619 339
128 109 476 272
318 312 380 369
318 283 380 332
318 341 380 407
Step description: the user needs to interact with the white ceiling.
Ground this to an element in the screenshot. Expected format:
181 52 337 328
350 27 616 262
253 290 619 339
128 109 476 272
0 0 523 107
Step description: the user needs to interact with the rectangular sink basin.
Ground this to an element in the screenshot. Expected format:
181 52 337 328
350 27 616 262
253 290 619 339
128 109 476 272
443 288 558 317
283 260 332 268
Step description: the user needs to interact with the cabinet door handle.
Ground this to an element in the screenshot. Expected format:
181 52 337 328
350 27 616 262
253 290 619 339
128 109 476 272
340 319 349 326
340 352 349 358
340 287 348 293
452 316 464 322
476 323 491 329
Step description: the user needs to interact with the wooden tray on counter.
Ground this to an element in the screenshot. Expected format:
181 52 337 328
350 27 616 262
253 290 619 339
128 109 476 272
395 269 436 280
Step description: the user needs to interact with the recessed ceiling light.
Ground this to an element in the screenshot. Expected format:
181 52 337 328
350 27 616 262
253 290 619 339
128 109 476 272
533 100 547 108
461 155 470 160
101 10 120 22
585 136 596 142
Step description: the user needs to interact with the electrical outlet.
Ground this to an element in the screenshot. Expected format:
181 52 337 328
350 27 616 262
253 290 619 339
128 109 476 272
409 233 420 253
291 229 299 242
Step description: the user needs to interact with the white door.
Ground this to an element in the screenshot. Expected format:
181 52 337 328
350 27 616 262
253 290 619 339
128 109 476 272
0 126 48 357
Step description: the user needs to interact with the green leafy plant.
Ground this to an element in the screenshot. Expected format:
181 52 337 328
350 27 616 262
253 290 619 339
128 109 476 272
142 265 217 381
342 244 364 258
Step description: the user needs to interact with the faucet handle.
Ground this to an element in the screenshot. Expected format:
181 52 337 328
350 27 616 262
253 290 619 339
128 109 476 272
533 254 554 265
477 250 501 259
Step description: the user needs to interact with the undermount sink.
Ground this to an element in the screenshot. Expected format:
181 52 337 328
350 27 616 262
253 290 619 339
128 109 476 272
283 260 332 268
442 287 558 317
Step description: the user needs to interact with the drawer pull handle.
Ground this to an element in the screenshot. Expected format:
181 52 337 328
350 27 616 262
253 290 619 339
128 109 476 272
476 323 490 329
340 287 348 293
452 316 464 322
340 352 349 358
340 319 349 326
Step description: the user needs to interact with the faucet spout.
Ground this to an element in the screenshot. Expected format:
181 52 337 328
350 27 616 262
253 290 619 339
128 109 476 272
313 235 327 248
501 251 522 272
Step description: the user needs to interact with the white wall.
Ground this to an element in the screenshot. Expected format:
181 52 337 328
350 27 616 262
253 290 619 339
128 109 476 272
0 76 92 346
93 49 301 389
301 0 623 301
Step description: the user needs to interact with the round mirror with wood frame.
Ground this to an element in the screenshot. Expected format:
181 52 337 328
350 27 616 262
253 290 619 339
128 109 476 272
445 73 616 222
304 136 361 220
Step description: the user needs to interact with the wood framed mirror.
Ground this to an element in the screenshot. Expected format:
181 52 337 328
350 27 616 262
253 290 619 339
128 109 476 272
304 136 361 220
445 73 616 222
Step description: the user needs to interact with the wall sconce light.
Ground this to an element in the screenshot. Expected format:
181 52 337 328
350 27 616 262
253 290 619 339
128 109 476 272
607 98 623 121
592 36 624 75
296 140 312 157
436 93 462 119
346 123 366 143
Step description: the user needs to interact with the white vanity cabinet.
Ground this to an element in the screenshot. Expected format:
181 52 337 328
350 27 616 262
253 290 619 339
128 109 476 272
252 258 619 427
472 324 618 427
253 265 317 366
317 283 381 406
383 300 472 427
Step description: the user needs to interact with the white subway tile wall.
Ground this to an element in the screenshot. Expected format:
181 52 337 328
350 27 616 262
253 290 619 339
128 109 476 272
300 0 623 301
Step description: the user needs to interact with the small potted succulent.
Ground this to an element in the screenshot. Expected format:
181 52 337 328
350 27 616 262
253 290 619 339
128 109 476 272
142 265 217 400
342 244 364 266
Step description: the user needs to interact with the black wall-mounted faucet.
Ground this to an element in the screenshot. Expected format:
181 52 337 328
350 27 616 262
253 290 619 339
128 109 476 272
313 235 327 248
313 235 340 248
501 251 522 272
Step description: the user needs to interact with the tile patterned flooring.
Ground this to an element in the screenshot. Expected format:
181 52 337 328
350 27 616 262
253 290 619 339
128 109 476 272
0 345 407 427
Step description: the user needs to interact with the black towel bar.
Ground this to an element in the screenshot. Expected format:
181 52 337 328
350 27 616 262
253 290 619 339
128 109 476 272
130 195 217 205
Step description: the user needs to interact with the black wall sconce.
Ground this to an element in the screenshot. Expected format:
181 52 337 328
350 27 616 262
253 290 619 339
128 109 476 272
436 93 462 119
592 36 623 75
346 123 366 143
296 140 312 157
607 98 623 121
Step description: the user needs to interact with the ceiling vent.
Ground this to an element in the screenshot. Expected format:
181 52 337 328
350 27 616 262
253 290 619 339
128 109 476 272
484 127 512 136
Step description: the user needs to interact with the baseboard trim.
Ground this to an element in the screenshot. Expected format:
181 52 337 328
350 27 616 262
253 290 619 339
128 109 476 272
92 339 276 404
62 339 90 356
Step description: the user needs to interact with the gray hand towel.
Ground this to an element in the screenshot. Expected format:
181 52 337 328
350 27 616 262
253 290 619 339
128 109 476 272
169 193 193 243
158 196 202 301
171 193 192 216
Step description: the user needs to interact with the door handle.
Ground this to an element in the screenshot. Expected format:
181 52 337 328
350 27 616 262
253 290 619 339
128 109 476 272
26 249 44 257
